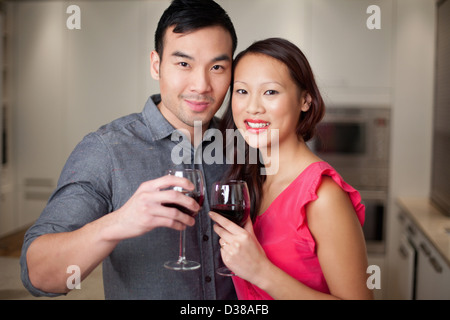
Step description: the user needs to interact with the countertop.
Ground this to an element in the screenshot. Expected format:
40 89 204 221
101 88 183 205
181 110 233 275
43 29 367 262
396 197 450 267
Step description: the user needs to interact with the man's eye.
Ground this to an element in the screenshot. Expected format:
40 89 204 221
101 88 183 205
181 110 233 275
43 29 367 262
211 65 224 71
178 62 189 67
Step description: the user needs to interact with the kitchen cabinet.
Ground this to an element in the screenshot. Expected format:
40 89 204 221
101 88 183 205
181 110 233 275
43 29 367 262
222 0 308 53
415 229 450 299
308 0 393 105
393 198 450 300
389 211 417 300
223 0 394 106
392 233 416 300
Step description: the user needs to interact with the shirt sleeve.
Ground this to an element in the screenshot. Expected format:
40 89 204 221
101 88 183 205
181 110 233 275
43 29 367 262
20 132 113 297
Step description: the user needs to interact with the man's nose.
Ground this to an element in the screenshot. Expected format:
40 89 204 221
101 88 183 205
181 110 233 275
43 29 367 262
189 69 212 94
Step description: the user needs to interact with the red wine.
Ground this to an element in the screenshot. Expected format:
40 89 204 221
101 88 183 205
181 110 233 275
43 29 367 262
211 204 249 227
164 192 204 217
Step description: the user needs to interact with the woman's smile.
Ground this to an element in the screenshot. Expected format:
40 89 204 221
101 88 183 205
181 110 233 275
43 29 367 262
245 119 271 132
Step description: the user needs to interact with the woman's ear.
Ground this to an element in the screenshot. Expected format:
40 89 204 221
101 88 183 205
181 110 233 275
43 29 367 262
301 93 312 112
150 50 161 80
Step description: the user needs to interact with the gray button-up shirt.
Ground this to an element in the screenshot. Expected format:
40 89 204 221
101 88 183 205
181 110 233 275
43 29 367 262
20 95 236 300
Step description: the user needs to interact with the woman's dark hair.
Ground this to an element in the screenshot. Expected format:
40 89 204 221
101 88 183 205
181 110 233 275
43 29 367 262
155 0 238 59
221 38 325 221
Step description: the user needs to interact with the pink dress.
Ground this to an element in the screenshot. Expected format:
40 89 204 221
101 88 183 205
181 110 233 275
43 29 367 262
232 161 365 300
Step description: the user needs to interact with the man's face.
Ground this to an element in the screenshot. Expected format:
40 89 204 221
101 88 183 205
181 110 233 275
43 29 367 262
151 25 233 133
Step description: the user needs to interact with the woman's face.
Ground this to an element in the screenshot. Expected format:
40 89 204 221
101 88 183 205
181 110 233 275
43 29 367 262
232 53 308 149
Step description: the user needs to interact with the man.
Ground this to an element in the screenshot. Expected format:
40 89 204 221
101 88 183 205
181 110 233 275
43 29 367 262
20 0 238 300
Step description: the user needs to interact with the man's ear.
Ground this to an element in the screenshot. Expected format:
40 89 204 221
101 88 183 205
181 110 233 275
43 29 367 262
150 50 161 80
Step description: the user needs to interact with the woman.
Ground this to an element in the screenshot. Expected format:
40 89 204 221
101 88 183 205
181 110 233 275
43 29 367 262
209 38 373 300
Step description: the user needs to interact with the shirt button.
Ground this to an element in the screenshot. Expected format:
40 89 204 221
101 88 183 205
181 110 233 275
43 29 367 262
205 276 212 283
203 235 209 241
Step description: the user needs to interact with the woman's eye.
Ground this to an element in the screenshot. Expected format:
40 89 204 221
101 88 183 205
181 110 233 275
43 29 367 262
236 89 247 94
264 90 278 95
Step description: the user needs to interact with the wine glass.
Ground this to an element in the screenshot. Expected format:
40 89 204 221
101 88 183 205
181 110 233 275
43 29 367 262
210 180 250 276
164 168 204 271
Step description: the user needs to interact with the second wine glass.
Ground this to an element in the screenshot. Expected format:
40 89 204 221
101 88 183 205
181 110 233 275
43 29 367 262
210 180 250 276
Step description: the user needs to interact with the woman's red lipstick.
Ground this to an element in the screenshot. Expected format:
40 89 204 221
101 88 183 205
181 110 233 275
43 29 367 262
245 119 270 132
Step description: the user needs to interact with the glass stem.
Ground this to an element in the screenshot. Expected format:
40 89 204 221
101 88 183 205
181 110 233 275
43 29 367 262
178 229 186 264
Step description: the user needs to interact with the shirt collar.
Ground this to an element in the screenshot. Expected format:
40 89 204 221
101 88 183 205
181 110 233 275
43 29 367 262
142 94 177 141
142 94 222 142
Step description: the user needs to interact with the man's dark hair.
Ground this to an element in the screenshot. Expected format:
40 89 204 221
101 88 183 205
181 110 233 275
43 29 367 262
155 0 237 59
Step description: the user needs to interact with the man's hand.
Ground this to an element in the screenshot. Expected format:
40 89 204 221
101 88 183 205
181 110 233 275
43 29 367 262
111 174 200 240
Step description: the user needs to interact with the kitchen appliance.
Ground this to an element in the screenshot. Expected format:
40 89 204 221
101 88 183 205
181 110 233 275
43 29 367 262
430 0 450 217
308 106 390 253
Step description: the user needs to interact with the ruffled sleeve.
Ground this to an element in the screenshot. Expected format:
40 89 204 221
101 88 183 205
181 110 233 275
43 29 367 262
294 162 365 252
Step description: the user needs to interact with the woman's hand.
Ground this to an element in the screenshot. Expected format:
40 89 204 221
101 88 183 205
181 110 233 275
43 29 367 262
209 211 269 284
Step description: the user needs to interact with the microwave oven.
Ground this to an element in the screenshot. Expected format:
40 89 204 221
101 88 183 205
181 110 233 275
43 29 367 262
308 106 390 190
308 106 391 253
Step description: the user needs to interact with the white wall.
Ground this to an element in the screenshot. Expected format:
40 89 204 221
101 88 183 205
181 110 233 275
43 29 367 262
390 0 436 198
385 0 436 299
8 0 171 229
